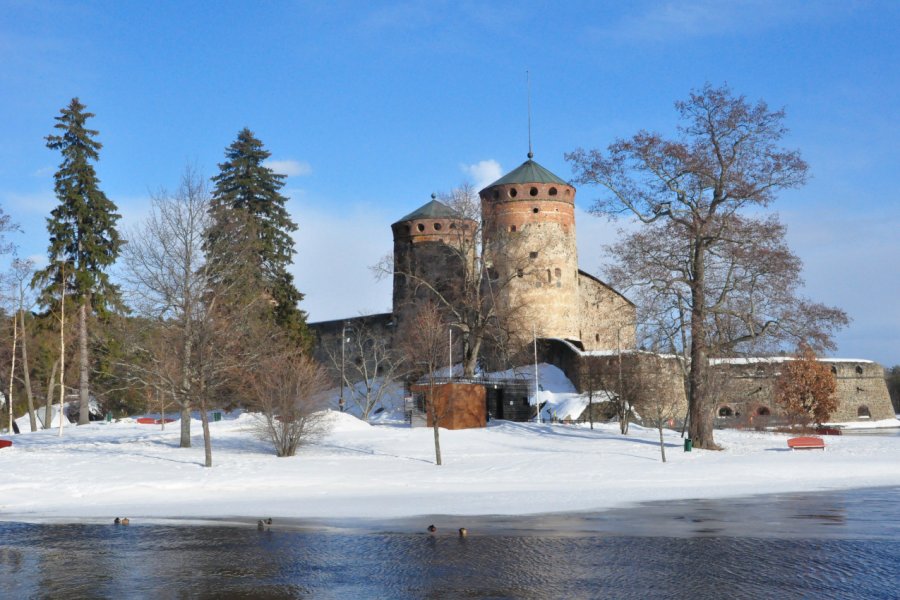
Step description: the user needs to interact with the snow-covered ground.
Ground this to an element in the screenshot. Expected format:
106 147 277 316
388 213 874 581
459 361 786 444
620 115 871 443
2 406 899 524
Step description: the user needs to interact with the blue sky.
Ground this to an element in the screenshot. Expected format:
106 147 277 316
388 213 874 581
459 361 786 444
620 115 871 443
1 1 898 366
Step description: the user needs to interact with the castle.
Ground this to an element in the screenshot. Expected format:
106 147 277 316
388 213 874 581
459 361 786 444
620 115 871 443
311 154 895 426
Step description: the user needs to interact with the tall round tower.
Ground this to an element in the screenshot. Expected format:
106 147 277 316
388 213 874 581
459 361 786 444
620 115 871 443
479 154 581 343
391 194 474 319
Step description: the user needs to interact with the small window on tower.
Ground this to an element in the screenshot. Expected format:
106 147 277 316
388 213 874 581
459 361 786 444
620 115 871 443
546 269 552 282
517 268 524 278
530 187 538 196
433 222 442 231
417 223 425 232
532 207 539 214
549 187 558 196
509 188 518 198
510 225 517 233
529 251 538 259
554 268 561 278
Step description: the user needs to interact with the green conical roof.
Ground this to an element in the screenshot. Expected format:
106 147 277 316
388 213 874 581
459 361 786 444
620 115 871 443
393 197 460 225
483 157 568 189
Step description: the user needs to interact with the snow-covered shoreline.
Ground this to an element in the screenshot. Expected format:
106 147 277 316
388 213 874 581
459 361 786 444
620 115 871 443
2 410 899 526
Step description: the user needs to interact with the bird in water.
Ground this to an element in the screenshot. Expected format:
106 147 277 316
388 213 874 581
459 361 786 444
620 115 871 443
114 517 120 525
458 527 468 538
427 524 437 534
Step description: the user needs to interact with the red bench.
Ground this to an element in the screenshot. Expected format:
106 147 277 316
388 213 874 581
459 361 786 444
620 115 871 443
0 439 12 449
788 436 825 450
136 417 175 425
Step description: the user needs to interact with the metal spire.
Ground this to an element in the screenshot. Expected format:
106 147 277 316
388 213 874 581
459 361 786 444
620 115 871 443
526 70 533 159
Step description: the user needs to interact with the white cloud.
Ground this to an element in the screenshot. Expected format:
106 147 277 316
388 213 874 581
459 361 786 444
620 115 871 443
598 0 848 44
2 190 56 214
290 201 393 323
460 159 502 191
31 166 55 178
264 159 312 177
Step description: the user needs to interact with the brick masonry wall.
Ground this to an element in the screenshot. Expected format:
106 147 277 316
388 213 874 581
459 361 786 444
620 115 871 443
481 182 580 342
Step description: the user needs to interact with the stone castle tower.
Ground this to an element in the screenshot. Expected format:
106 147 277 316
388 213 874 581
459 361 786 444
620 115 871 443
479 153 582 343
391 194 474 316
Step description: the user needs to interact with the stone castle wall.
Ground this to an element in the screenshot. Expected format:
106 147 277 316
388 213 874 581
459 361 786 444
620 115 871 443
577 271 637 351
391 215 473 321
480 181 581 342
712 359 895 424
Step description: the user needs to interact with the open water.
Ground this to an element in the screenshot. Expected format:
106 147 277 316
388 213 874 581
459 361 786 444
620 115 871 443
1 487 899 599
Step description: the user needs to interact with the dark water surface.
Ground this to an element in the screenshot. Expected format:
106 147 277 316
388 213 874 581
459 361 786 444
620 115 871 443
2 487 899 599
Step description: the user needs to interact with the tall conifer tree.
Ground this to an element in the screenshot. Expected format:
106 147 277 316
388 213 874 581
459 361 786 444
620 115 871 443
34 98 122 425
206 128 309 346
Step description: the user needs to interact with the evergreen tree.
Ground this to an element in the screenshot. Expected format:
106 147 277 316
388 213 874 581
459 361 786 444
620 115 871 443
33 98 122 425
206 128 309 347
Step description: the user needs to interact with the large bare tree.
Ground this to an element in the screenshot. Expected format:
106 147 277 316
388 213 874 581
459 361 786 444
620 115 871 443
568 84 847 449
122 166 267 465
122 167 211 448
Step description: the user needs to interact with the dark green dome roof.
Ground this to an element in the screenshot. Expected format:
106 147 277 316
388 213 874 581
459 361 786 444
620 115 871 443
483 158 568 190
393 197 461 225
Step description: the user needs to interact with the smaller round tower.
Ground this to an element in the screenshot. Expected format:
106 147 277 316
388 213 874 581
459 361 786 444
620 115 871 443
479 154 581 343
391 195 475 319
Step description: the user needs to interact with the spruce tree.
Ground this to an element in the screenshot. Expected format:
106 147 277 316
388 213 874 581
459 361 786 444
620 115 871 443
206 128 309 347
33 98 122 425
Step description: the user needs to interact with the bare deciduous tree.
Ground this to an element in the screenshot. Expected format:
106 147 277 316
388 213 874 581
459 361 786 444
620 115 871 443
122 166 210 448
246 351 332 457
323 319 405 420
568 84 847 449
398 301 447 465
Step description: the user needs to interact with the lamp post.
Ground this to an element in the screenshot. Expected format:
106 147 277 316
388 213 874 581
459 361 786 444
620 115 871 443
534 324 541 424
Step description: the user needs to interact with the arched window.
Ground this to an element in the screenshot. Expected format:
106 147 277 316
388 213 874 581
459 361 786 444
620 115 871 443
417 223 425 232
549 187 558 196
433 222 442 231
529 187 538 196
858 405 871 418
509 188 518 198
855 365 864 375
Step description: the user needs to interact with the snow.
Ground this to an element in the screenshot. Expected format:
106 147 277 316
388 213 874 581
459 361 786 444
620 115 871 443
2 404 899 524
2 364 897 524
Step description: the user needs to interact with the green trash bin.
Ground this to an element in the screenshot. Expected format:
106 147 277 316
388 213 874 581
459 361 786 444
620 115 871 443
213 412 221 422
683 438 693 452
105 412 112 423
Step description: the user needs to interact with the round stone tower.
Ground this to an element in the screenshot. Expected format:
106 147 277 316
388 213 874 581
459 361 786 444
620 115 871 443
479 154 581 343
391 194 475 319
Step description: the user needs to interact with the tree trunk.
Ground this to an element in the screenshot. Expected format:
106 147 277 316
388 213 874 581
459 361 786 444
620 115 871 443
179 404 192 447
45 359 58 429
7 311 17 434
78 302 90 425
20 310 37 432
658 423 667 463
687 242 717 449
429 380 442 466
199 393 212 468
